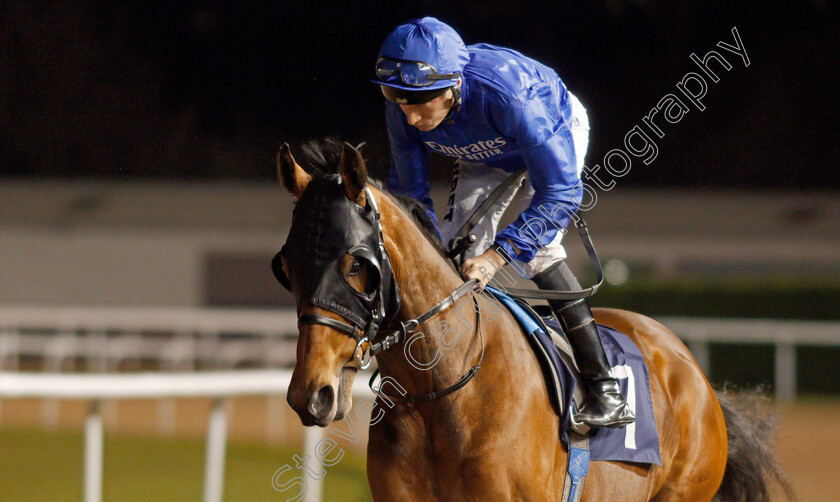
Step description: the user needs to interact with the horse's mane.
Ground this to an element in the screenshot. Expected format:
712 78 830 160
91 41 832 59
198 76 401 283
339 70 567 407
299 137 447 253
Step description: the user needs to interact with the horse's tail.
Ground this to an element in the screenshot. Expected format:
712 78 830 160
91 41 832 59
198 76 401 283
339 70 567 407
713 386 796 502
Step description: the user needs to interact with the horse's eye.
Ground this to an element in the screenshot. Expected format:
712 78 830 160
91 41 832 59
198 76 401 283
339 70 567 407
340 254 377 296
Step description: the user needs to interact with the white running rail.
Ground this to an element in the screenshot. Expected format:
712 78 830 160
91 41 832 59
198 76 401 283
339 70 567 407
0 369 374 502
2 307 837 404
658 316 840 401
0 307 838 501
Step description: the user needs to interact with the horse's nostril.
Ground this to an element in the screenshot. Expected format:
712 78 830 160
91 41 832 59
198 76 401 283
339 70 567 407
307 385 335 419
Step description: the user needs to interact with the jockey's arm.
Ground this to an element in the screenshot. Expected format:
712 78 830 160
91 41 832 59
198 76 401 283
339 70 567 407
463 132 581 287
494 132 582 264
461 86 580 286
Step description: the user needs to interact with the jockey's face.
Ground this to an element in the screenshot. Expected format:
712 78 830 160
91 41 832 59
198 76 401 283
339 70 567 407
399 88 455 131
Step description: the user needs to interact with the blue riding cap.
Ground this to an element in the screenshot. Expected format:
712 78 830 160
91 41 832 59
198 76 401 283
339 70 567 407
375 17 469 92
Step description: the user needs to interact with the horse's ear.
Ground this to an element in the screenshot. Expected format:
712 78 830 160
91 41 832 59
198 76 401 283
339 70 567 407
277 143 311 199
339 142 367 205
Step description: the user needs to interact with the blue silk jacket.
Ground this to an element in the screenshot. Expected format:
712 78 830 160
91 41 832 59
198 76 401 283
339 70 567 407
385 43 583 263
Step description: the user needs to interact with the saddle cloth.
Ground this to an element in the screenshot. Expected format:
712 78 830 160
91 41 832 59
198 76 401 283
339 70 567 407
484 286 662 466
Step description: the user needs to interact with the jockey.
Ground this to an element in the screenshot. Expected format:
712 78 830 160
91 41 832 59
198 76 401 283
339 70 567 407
373 17 634 429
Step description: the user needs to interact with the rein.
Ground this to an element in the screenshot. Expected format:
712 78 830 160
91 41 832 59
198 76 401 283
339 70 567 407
351 279 486 405
360 166 604 404
369 279 477 358
446 166 528 265
369 292 485 405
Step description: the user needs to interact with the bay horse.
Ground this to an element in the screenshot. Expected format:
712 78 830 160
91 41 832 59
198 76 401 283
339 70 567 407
276 139 790 501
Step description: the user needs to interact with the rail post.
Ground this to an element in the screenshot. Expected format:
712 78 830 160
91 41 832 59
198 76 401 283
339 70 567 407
84 400 103 502
203 398 228 502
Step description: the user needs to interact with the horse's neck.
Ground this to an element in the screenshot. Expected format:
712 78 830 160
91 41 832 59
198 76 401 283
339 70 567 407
376 192 486 397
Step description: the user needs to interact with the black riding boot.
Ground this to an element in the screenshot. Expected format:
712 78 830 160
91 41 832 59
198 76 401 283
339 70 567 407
532 262 635 429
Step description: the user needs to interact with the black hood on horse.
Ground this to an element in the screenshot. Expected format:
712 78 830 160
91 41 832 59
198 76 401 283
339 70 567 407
273 171 401 333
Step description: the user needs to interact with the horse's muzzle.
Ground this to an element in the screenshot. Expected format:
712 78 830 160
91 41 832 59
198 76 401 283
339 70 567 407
288 384 336 427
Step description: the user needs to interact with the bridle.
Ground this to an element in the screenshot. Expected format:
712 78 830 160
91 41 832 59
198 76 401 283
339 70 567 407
274 182 484 404
293 186 396 371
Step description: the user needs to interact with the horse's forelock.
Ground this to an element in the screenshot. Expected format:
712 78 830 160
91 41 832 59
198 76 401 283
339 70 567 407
300 137 366 173
296 137 445 254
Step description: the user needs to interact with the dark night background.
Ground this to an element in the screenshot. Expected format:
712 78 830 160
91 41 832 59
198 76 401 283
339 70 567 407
1 0 837 188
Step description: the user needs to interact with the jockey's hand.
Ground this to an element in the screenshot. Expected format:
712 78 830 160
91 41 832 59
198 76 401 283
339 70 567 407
461 246 507 290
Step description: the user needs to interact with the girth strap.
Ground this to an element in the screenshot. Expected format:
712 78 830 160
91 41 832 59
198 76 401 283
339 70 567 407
561 432 591 502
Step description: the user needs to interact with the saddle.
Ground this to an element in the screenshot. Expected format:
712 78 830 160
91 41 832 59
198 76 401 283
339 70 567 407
484 286 662 467
484 287 584 422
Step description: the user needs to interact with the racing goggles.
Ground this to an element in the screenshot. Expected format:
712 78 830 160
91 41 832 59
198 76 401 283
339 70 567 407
375 57 460 87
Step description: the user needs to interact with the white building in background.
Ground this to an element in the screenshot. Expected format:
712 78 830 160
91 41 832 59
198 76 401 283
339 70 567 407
0 180 837 307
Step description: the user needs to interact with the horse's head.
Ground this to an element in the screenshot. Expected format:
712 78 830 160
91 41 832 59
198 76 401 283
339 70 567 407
273 141 401 426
